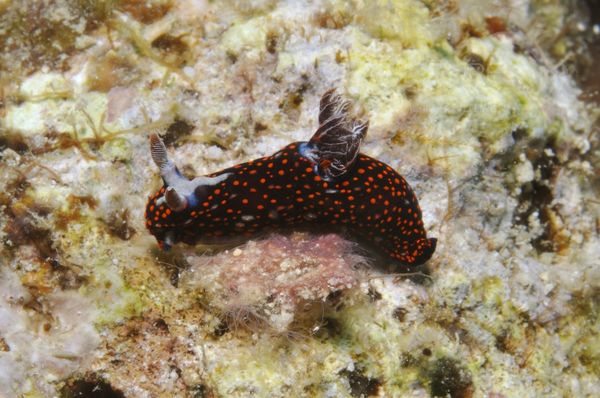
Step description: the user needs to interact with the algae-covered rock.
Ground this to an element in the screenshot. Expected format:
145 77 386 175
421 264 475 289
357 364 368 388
0 0 598 397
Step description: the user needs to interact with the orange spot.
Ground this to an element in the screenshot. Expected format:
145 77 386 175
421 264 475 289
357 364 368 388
296 197 304 203
348 196 354 201
305 167 312 173
267 163 274 168
257 204 265 210
227 209 234 214
314 175 322 182
278 170 285 176
149 205 155 211
242 198 249 205
233 180 240 186
358 168 365 174
249 170 257 175
370 198 376 204
203 202 210 207
214 189 221 195
259 178 266 184
282 159 288 165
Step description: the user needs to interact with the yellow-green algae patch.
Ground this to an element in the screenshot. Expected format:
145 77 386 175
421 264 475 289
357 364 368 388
27 184 147 324
346 32 552 177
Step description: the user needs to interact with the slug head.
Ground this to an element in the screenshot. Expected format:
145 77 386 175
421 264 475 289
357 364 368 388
145 134 230 250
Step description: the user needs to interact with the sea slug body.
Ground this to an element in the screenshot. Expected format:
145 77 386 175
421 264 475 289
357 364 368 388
145 90 437 265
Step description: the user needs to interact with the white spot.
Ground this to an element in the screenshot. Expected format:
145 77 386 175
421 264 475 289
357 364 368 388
304 212 317 220
183 66 195 77
241 215 255 221
232 248 242 256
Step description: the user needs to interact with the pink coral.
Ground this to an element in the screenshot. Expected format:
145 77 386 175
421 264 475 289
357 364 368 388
180 233 366 334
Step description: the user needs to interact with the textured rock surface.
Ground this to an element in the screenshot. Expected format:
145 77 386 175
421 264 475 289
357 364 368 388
0 0 599 397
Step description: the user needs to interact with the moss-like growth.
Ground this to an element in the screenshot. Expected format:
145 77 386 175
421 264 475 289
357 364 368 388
428 357 473 398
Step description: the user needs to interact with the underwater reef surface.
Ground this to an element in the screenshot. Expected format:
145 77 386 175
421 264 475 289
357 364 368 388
0 0 599 397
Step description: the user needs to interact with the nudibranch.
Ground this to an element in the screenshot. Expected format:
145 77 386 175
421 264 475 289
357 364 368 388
145 90 436 265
